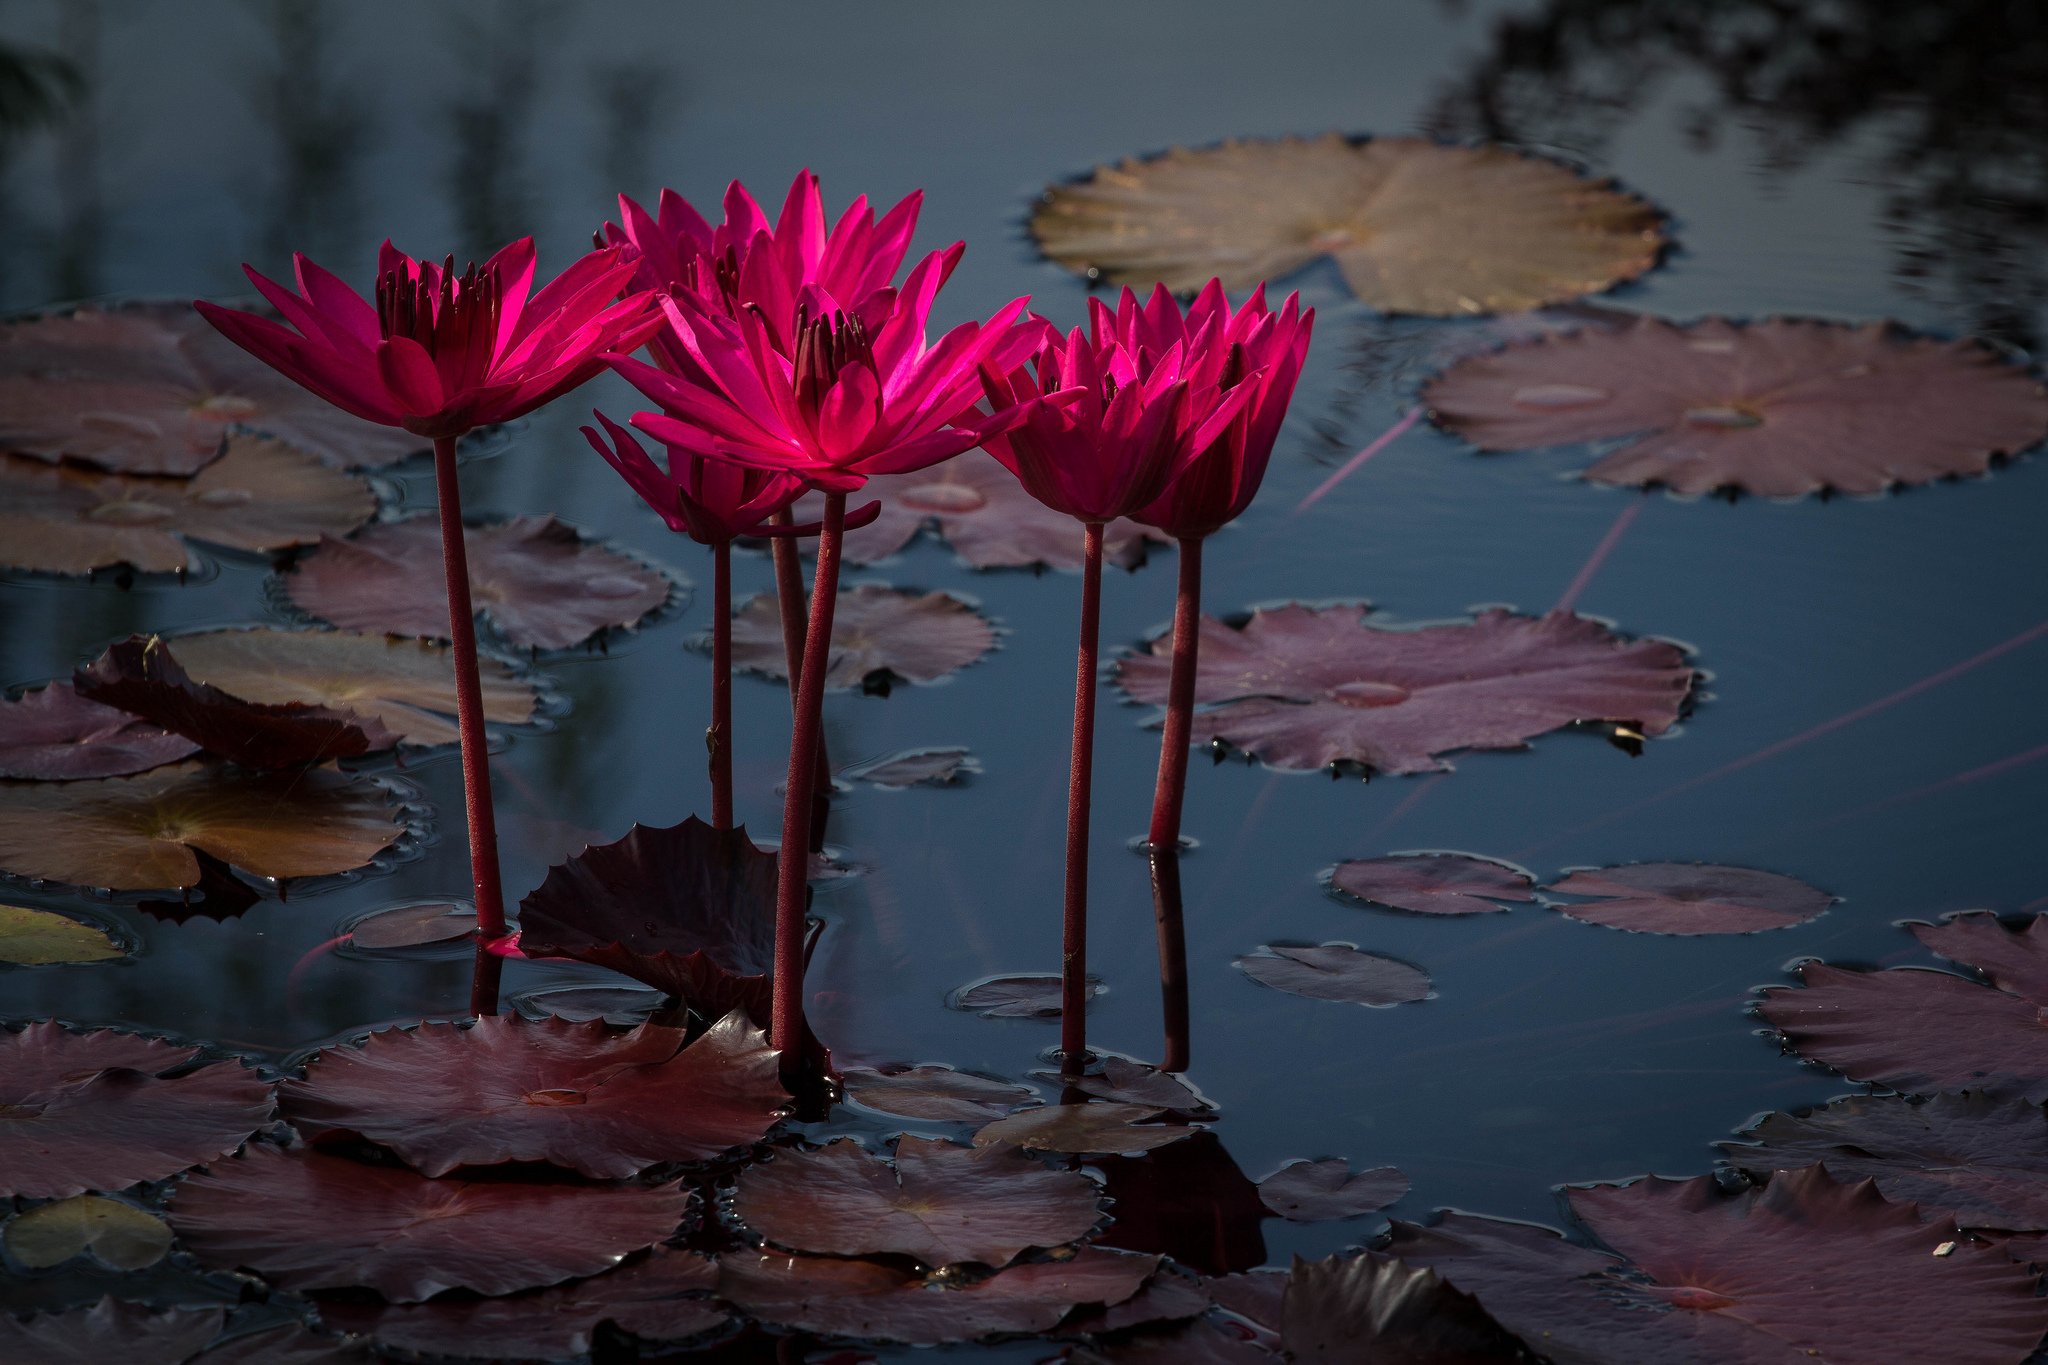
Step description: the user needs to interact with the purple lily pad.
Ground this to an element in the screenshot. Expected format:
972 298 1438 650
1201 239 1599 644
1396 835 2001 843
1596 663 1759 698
1328 853 1535 916
1233 943 1431 1007
0 682 198 780
1545 862 1833 934
1256 1159 1410 1222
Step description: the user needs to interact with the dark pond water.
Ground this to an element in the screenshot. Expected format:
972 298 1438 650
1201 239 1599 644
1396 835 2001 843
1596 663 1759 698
3 0 2047 1357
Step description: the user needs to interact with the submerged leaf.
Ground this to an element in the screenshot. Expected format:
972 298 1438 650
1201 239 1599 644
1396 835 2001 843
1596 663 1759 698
1545 862 1833 934
841 1065 1038 1123
1032 132 1665 314
973 1103 1198 1155
842 746 982 788
1234 943 1431 1007
1329 853 1535 916
950 973 1106 1019
1115 605 1693 774
1424 317 2048 496
0 1298 223 1365
0 903 127 965
1257 1159 1409 1222
730 583 997 691
4 1193 173 1269
0 682 199 780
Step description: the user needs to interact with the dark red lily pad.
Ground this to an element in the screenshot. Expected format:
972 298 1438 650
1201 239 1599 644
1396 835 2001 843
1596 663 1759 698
717 1246 1159 1345
1115 605 1693 774
0 1298 224 1365
841 746 981 788
1257 1159 1409 1222
1545 863 1834 935
1060 1266 1213 1336
1328 854 1534 916
950 973 1107 1019
1093 1133 1268 1275
733 1135 1103 1267
1424 316 2048 497
0 682 198 780
841 1065 1038 1123
1722 1093 2048 1231
0 1022 274 1199
75 636 398 769
284 515 674 651
730 584 997 692
169 1143 695 1301
340 900 475 951
1233 943 1431 1007
1061 1057 1209 1112
1913 911 2048 1000
1066 1318 1277 1364
282 1011 785 1178
1282 1252 1530 1364
973 1103 1199 1155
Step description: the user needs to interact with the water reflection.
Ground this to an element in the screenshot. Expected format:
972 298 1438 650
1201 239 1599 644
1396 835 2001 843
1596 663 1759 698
444 0 561 261
245 0 373 271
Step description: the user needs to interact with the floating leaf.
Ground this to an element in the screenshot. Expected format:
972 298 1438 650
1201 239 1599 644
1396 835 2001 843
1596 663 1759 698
0 682 199 780
0 301 420 472
284 515 675 650
5 1194 172 1269
974 1103 1198 1155
1061 1058 1208 1113
842 746 981 789
169 1143 694 1301
164 628 539 747
733 1136 1103 1267
282 1012 785 1178
341 900 475 951
0 1023 274 1199
950 973 1106 1019
1545 862 1833 934
0 760 404 890
1115 605 1693 774
510 984 667 1026
1031 133 1665 314
189 1323 369 1365
718 1246 1158 1345
1282 1253 1529 1364
1424 317 2048 496
1722 1093 2048 1230
75 635 399 769
841 1065 1038 1123
1257 1160 1409 1222
0 1299 224 1365
730 584 997 692
0 903 127 965
1067 1318 1276 1364
1234 944 1431 1007
1328 853 1534 916
1913 911 2048 1000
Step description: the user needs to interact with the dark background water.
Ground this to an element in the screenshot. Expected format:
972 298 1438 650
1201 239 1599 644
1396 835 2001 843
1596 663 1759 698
3 0 2046 1320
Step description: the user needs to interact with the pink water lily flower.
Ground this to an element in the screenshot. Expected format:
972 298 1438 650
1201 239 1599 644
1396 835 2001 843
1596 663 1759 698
195 239 658 440
581 410 809 546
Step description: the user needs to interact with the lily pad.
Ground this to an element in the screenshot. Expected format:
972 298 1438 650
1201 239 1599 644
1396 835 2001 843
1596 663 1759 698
1328 853 1535 916
841 1065 1038 1123
1283 1252 1529 1364
284 515 675 651
1114 605 1694 774
1546 862 1833 934
169 1143 694 1301
1913 910 2048 1000
1423 316 2048 496
0 903 127 965
973 1103 1198 1155
1060 1058 1208 1112
190 1323 369 1365
340 900 476 951
509 984 667 1026
842 746 982 788
1257 1159 1409 1222
729 583 998 692
4 1194 173 1269
950 973 1107 1019
0 759 405 890
0 1022 274 1199
281 1011 785 1178
0 682 199 780
0 434 377 577
0 1299 224 1365
1233 944 1431 1007
1031 132 1665 314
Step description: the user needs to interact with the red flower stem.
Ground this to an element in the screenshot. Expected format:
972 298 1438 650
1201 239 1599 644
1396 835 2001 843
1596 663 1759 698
1145 535 1205 851
1148 844 1190 1072
430 436 508 956
769 508 833 826
771 491 846 1068
1060 521 1106 1075
469 938 504 1018
709 539 734 829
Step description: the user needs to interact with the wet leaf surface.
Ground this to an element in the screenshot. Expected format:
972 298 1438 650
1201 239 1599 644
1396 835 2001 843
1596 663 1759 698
1062 1058 1208 1112
973 1103 1199 1155
950 973 1106 1019
841 746 981 788
283 515 675 650
1328 853 1535 916
0 1022 274 1199
1912 910 2048 1000
1256 1159 1410 1222
732 1135 1103 1267
509 984 667 1026
340 900 475 951
169 1143 695 1301
0 683 199 780
1066 1317 1277 1364
1115 605 1693 774
1424 317 2048 496
1233 943 1431 1007
4 1193 173 1269
1282 1252 1530 1364
282 1011 785 1177
841 1065 1038 1123
1031 133 1665 314
0 1298 224 1365
163 628 539 747
188 1323 369 1365
1543 862 1834 935
730 583 997 691
0 903 127 964
0 760 405 890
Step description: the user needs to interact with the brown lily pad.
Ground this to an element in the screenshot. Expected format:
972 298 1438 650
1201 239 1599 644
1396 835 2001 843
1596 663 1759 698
973 1103 1199 1155
1257 1159 1410 1222
0 1299 225 1365
1328 853 1535 916
1031 133 1665 315
950 973 1107 1019
340 900 476 951
0 759 405 890
1424 316 2048 496
282 1011 785 1178
1546 862 1834 935
1233 943 1431 1007
169 1143 694 1301
284 515 675 651
0 682 199 779
4 1194 173 1270
841 1065 1039 1123
729 583 997 692
0 903 128 964
1115 605 1693 774
0 1022 275 1199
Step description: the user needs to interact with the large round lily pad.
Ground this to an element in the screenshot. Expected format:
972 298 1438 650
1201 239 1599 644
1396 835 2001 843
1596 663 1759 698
1545 862 1834 935
729 583 998 692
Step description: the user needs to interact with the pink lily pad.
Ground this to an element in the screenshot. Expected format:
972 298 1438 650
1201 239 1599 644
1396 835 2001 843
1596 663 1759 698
169 1143 695 1301
1256 1159 1409 1222
1544 862 1834 935
1328 853 1534 916
841 1065 1038 1123
281 1011 786 1178
729 583 998 692
951 973 1106 1019
1233 943 1431 1007
283 515 675 651
0 1299 224 1365
0 1023 275 1199
1114 605 1693 774
0 682 198 780
1424 316 2048 496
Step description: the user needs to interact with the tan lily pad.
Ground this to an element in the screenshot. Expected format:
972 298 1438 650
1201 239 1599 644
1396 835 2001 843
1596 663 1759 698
0 903 127 964
5 1194 173 1269
729 583 998 691
1032 133 1666 314
972 1103 1199 1155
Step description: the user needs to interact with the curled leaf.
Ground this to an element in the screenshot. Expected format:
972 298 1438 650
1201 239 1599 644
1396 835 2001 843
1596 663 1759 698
0 682 198 780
